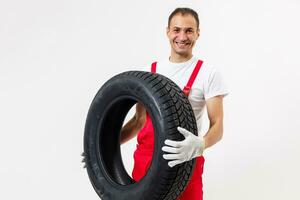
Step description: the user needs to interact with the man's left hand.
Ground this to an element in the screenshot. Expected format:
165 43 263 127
162 126 205 168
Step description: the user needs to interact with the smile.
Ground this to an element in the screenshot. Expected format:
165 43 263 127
175 41 191 48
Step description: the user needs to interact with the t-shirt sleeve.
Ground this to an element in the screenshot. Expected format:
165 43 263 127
204 68 229 100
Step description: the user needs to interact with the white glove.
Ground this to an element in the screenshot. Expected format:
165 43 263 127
162 126 205 168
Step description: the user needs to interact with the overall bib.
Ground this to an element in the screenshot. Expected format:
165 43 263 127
132 60 205 200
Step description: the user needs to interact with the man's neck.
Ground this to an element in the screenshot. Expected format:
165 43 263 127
169 53 193 63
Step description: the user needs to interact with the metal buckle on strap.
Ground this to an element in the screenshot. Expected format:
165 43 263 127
183 86 190 97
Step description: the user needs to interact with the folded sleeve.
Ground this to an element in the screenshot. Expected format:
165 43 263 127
204 68 229 100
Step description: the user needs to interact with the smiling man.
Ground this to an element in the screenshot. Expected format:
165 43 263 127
121 7 228 200
167 10 199 62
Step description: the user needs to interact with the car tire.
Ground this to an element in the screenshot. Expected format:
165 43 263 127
83 71 198 200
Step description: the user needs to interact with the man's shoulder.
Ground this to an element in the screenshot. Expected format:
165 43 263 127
139 57 220 73
193 59 224 84
154 57 169 65
201 61 216 72
138 58 168 72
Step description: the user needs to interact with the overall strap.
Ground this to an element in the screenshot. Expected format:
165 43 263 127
183 60 203 97
151 62 157 73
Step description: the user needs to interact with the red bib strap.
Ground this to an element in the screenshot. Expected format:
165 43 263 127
183 60 203 96
151 62 157 73
150 60 203 96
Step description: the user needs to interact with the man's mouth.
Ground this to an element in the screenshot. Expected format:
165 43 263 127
175 41 191 48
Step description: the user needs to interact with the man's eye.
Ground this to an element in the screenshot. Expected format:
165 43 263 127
173 29 179 33
186 30 193 33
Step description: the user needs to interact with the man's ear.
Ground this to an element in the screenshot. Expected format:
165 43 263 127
196 28 200 38
166 27 170 36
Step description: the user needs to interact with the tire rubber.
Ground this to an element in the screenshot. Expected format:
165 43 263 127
83 71 198 200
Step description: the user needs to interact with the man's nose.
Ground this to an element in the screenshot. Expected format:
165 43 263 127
178 31 188 41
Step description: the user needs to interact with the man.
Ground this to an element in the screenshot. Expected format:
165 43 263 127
121 7 228 200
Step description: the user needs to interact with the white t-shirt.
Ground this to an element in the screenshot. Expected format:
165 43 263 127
141 55 229 133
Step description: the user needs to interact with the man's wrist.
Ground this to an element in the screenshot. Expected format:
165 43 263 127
196 136 206 156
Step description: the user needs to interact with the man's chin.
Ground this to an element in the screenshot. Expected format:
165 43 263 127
174 49 190 56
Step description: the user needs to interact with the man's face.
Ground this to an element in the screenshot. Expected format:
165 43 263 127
167 14 200 57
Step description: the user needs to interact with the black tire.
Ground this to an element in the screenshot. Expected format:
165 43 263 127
83 71 198 200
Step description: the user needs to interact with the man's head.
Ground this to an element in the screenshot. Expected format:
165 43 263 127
167 8 200 59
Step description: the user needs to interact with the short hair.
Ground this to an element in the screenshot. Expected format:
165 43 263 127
168 7 200 29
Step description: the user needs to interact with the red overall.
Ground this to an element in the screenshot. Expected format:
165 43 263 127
132 60 205 200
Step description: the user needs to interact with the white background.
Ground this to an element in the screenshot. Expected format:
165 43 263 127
1 0 299 199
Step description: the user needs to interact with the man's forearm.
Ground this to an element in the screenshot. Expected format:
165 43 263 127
203 120 223 150
120 117 139 144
